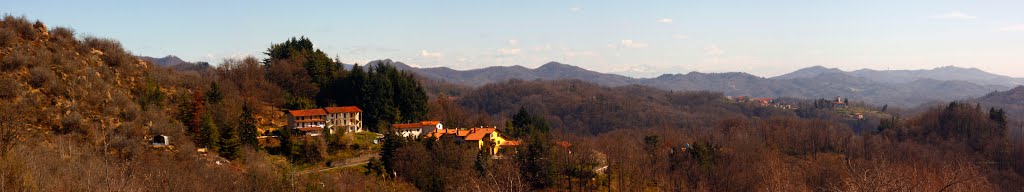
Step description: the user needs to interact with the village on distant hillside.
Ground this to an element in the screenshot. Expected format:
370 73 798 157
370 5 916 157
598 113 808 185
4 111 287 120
728 95 875 120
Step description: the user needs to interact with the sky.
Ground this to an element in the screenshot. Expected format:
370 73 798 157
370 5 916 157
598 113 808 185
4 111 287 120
4 1 1024 78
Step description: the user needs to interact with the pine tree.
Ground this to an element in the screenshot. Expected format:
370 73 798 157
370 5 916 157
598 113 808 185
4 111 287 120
263 36 337 86
520 132 555 189
219 125 241 160
990 107 1008 130
363 66 398 131
200 114 220 152
509 107 550 139
364 157 386 177
346 64 366 106
393 69 428 122
278 126 295 159
510 107 556 189
206 82 223 104
239 103 259 148
380 132 405 173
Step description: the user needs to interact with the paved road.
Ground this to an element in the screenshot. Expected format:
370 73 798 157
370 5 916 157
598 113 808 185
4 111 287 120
296 153 379 175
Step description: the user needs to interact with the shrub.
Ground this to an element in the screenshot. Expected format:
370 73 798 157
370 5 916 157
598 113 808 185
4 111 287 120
0 77 21 99
28 65 54 88
0 48 30 71
58 111 84 135
0 29 20 47
1 15 37 41
120 102 140 121
108 122 145 160
82 36 134 67
49 26 75 44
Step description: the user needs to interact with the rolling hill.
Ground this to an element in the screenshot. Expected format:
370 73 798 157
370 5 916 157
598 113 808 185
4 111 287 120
138 55 212 71
363 60 1012 107
774 65 1024 87
368 59 637 87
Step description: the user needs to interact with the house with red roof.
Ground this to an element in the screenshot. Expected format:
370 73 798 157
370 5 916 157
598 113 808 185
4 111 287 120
287 106 363 136
425 126 519 155
750 98 774 106
324 106 363 133
391 121 443 138
287 109 327 136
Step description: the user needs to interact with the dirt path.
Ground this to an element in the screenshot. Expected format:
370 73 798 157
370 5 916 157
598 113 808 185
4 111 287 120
296 153 379 175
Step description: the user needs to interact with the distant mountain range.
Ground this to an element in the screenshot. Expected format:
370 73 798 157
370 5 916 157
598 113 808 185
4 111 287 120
774 65 1024 88
138 55 188 67
138 55 211 71
366 59 636 87
362 59 1018 107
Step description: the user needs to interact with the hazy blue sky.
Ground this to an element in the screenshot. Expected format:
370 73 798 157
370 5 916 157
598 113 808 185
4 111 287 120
4 1 1024 77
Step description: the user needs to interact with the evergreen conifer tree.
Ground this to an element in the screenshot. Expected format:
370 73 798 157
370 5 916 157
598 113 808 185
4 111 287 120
200 114 220 152
239 103 259 148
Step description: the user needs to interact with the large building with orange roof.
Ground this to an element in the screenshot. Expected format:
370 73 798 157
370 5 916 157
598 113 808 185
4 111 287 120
287 106 363 136
324 106 363 133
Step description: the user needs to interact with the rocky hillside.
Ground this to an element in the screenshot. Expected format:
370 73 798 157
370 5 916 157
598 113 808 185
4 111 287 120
0 15 155 141
0 15 250 191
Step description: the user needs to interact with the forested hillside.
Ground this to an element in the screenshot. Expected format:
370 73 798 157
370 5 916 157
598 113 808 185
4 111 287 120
975 86 1024 142
454 79 793 134
407 78 1023 191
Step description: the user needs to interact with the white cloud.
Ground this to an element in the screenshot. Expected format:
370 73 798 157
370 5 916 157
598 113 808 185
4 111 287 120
610 65 651 73
563 51 596 57
704 45 724 64
498 48 521 55
569 7 582 12
704 45 724 56
203 52 251 63
672 34 689 40
613 40 649 48
929 11 976 19
346 46 400 55
657 18 673 23
533 44 554 51
507 39 519 45
998 24 1024 32
420 50 443 58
